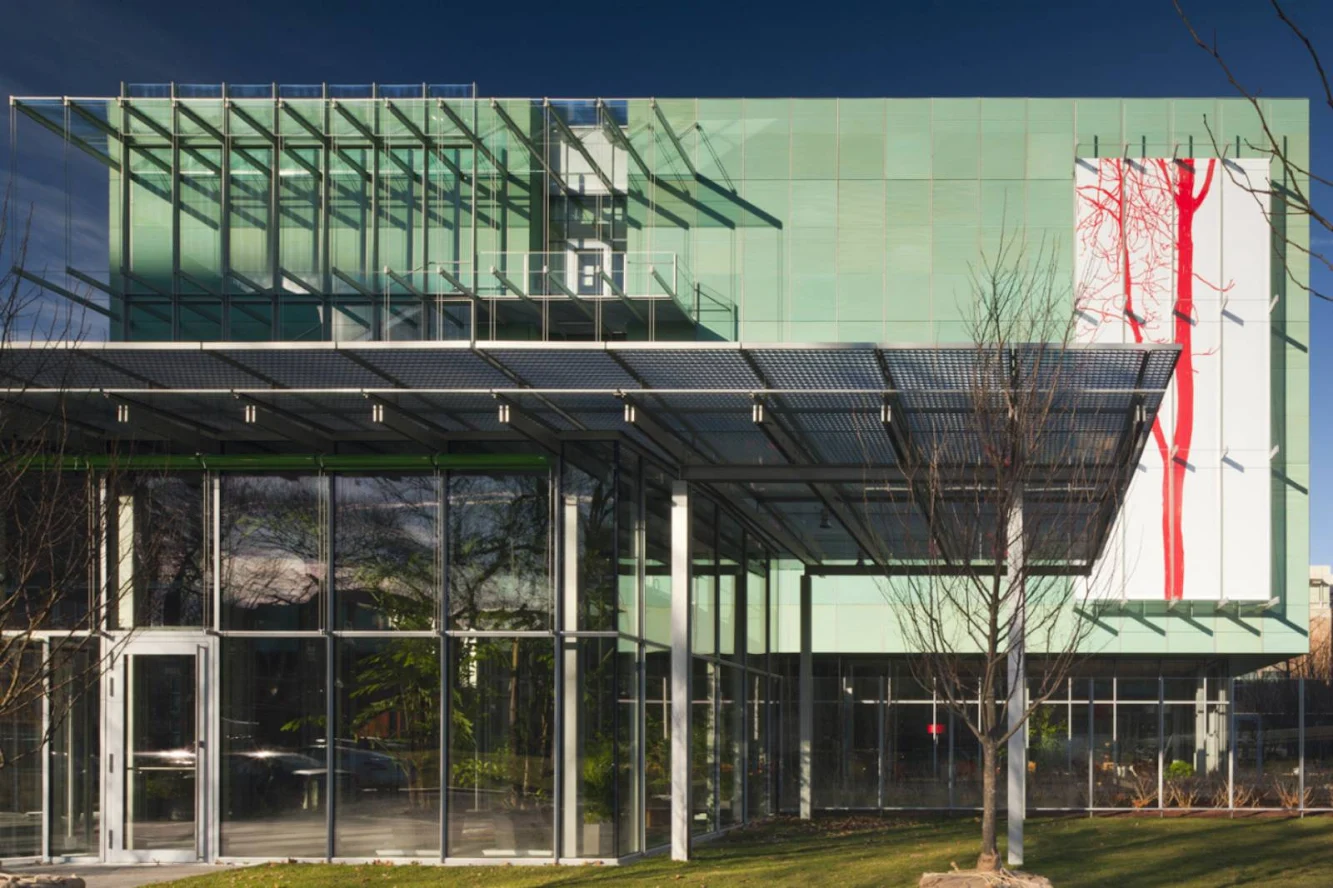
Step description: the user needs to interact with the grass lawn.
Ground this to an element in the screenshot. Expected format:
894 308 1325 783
160 814 1333 888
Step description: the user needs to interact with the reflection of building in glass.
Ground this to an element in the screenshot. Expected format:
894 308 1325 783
0 85 1311 865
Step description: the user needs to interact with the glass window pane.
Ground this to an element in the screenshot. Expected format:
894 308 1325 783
447 473 551 631
746 673 773 820
616 450 638 637
691 504 715 657
1094 702 1159 809
718 665 744 827
220 475 324 631
643 478 671 647
1 474 93 630
1028 702 1085 809
113 474 207 628
690 659 715 835
643 646 671 849
0 652 42 857
334 475 439 630
448 637 554 857
50 646 101 856
616 640 639 857
1235 676 1301 808
220 638 327 857
567 637 617 858
334 638 441 857
718 514 741 663
885 702 948 807
746 540 767 667
563 447 616 632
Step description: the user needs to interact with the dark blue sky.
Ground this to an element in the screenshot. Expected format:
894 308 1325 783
3 0 1331 561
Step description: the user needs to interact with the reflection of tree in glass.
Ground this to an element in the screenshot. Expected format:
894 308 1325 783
448 473 550 631
344 638 441 806
335 476 437 630
220 476 321 625
450 638 554 812
128 475 205 626
566 461 617 631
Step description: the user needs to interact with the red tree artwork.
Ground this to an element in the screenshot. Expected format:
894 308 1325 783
1076 158 1224 600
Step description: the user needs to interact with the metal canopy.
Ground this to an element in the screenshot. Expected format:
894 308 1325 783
0 340 1178 565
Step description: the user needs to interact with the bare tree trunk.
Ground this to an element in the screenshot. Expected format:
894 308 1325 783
979 738 1000 872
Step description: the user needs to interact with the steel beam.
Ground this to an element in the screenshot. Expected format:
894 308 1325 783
365 393 451 450
437 264 475 297
495 396 561 453
596 99 650 177
598 269 645 322
619 396 697 466
490 266 538 308
332 267 375 297
649 99 696 178
234 393 332 450
175 102 226 142
11 268 110 317
545 99 614 191
104 393 218 450
13 101 119 171
226 102 277 143
278 100 328 145
542 268 595 321
753 403 890 567
436 100 506 175
490 100 569 192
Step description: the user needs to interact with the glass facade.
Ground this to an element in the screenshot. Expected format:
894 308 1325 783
0 445 784 862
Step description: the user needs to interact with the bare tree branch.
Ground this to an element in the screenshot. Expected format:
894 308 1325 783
1175 0 1331 301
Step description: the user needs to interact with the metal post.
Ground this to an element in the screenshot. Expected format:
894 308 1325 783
1228 676 1236 813
1299 676 1306 815
561 494 580 858
669 481 692 861
799 573 813 820
877 675 886 810
323 474 335 861
1157 676 1165 815
1006 485 1026 867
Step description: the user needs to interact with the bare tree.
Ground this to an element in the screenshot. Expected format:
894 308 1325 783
0 183 131 783
1175 0 1326 301
873 236 1128 872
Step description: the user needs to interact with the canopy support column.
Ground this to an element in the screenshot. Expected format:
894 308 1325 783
799 573 813 820
1007 484 1027 868
561 493 580 859
670 480 692 861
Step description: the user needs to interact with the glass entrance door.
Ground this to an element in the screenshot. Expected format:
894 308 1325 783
108 640 210 862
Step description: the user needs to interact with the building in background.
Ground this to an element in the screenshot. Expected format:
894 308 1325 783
0 86 1312 865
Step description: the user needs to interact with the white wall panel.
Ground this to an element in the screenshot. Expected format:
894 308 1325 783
1075 158 1270 601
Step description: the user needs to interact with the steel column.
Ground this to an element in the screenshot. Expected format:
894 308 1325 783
670 480 692 861
799 573 813 820
1006 485 1026 867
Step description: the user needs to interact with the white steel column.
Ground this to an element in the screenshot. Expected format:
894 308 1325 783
670 481 692 861
561 495 581 859
1006 486 1026 868
799 573 813 820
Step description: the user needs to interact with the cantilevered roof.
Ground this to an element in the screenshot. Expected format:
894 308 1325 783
0 340 1179 566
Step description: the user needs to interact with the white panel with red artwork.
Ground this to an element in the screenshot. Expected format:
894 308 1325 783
1074 157 1271 601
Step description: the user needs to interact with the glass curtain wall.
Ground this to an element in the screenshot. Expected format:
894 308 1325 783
0 454 786 862
685 495 778 835
784 661 1251 815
